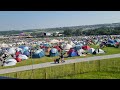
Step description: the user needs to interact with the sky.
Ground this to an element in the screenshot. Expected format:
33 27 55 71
0 11 120 31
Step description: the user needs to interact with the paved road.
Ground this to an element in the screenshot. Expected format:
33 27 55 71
0 54 120 74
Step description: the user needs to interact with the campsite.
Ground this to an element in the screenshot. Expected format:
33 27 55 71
0 35 120 79
0 35 120 68
1 11 120 79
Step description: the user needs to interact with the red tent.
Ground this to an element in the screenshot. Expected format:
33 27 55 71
53 46 61 52
15 51 21 57
15 57 21 62
67 48 76 55
82 45 90 50
40 46 45 49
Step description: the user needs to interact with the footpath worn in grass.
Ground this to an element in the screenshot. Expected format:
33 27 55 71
1 57 120 79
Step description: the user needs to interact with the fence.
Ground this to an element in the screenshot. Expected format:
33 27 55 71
0 57 120 79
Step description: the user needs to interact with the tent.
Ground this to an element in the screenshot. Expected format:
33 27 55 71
67 48 75 55
69 41 75 47
107 39 115 47
114 42 120 48
95 49 105 54
19 45 29 52
68 51 78 57
23 51 30 57
53 46 61 52
32 49 45 58
16 47 23 52
45 47 51 53
87 48 95 54
43 43 51 47
114 39 120 43
1 43 8 48
15 57 22 62
49 48 59 57
74 45 82 51
82 45 90 50
77 49 86 56
63 44 72 51
18 54 28 60
3 59 17 66
50 39 59 44
8 48 16 55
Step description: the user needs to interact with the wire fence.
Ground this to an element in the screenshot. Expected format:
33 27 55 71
0 58 120 79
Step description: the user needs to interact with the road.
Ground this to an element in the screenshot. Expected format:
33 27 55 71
0 53 120 74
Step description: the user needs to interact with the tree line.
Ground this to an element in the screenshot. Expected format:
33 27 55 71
63 27 120 36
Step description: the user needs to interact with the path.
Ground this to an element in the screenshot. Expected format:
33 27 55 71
0 54 120 74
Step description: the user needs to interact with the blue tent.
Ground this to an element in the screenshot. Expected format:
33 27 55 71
49 48 59 57
114 39 120 43
107 39 116 46
43 43 51 47
23 51 30 57
74 45 82 51
68 51 78 57
32 49 45 58
19 45 29 52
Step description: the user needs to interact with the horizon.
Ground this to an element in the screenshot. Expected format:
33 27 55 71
0 11 120 31
1 22 120 32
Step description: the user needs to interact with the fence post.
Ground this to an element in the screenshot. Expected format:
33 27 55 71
74 63 76 74
16 72 18 78
45 68 47 79
98 60 100 72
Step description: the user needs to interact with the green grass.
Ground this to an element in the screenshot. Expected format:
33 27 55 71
0 45 120 69
59 71 120 79
1 57 120 79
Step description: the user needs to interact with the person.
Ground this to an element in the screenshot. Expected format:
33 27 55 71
54 58 60 63
60 52 65 63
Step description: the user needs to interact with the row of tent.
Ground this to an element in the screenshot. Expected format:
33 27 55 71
1 37 119 67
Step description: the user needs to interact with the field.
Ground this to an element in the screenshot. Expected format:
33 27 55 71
0 45 120 69
1 57 120 79
59 71 120 79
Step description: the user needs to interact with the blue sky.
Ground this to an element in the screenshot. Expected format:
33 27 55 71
0 11 120 31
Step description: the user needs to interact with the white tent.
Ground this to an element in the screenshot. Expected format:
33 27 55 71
8 48 16 55
0 48 2 54
95 49 105 54
3 59 17 67
18 54 28 60
63 44 72 51
0 60 4 66
69 41 75 47
16 47 23 52
87 48 95 54
49 39 59 44
77 49 86 56
1 43 8 48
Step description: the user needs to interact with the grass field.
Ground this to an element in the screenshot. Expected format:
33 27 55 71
0 45 120 69
59 71 120 79
1 57 120 79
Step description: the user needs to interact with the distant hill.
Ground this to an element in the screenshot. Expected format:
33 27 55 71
0 22 120 36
